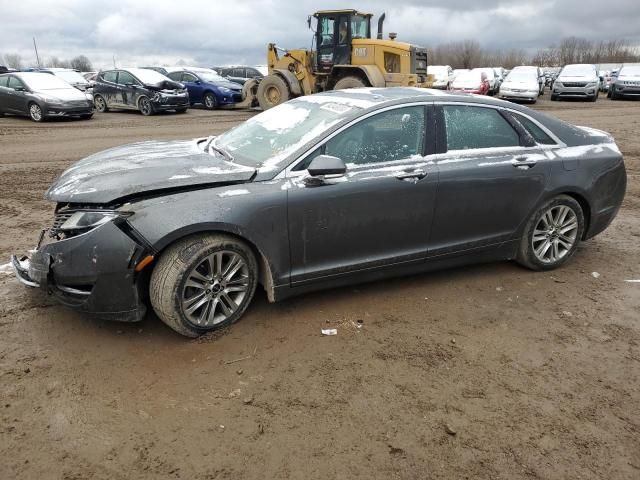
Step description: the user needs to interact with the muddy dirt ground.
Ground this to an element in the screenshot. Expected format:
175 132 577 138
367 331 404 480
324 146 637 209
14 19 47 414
0 98 639 480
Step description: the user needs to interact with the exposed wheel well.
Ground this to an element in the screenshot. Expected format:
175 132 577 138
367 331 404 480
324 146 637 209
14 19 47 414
563 191 591 239
147 230 276 303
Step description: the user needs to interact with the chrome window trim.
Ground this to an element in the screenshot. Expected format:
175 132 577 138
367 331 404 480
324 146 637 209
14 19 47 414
276 101 433 179
434 100 567 151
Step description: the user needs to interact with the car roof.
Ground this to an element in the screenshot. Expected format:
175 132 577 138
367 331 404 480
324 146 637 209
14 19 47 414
302 87 531 112
4 71 57 80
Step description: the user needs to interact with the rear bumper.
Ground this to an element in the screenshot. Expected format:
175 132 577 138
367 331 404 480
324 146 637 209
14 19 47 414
11 221 148 322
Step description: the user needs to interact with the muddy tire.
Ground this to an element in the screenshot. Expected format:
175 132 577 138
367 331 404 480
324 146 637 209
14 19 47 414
334 76 369 90
257 75 290 110
138 96 154 116
94 95 108 112
516 195 585 271
150 234 258 338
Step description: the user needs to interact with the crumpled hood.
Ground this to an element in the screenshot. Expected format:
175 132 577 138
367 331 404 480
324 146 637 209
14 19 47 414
47 139 256 204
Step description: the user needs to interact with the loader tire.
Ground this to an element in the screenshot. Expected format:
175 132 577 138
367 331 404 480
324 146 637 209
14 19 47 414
334 76 368 90
257 75 290 110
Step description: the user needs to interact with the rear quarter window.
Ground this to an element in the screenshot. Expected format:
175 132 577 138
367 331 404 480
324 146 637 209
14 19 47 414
442 105 520 150
512 113 556 145
102 71 118 83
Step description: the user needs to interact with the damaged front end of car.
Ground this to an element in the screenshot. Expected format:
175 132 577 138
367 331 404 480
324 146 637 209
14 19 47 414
12 205 153 322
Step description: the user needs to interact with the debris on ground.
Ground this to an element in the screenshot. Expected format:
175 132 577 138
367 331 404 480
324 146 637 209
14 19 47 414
592 272 601 278
444 424 457 436
321 328 338 336
243 396 254 405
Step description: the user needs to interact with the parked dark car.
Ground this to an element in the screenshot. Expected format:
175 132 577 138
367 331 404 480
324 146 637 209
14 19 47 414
92 68 189 115
166 67 242 109
11 89 626 337
212 66 264 85
140 66 168 75
0 72 94 121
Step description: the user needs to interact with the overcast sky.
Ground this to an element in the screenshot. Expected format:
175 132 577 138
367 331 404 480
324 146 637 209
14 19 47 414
1 0 638 69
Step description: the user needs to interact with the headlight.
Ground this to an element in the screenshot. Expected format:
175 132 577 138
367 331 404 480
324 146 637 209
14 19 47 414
85 92 94 101
40 95 64 105
218 87 231 93
59 211 125 232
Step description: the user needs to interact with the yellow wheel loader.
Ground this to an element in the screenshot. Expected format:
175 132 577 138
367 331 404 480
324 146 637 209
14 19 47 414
242 10 433 109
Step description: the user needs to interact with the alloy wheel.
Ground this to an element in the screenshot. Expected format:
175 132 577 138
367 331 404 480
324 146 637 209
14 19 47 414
95 96 106 112
532 205 579 264
29 103 43 121
139 98 152 115
204 94 216 109
181 250 250 327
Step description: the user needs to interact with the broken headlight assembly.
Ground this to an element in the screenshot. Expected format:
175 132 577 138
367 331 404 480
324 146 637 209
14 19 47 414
55 210 131 236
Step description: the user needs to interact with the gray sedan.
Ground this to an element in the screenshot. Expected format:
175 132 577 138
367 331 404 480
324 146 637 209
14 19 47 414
12 89 626 337
0 72 94 121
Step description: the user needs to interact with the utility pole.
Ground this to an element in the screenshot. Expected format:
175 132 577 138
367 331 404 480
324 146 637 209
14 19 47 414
33 37 41 68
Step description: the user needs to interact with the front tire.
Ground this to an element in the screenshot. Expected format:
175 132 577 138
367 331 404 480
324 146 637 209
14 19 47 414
203 92 217 110
517 195 585 271
334 75 368 90
150 234 258 337
28 102 44 122
257 75 290 110
138 96 154 116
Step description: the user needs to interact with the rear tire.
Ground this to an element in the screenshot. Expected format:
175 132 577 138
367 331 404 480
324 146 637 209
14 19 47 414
334 75 368 90
516 195 585 271
257 75 290 110
150 234 258 338
138 96 154 116
94 95 108 112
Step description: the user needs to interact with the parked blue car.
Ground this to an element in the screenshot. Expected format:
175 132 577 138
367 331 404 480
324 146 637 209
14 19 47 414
166 67 242 109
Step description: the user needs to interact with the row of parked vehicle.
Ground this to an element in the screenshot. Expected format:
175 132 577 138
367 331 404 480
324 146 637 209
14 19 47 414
0 64 266 122
426 63 640 104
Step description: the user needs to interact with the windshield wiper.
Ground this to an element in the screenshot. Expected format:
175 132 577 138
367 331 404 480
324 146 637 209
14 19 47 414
208 140 234 162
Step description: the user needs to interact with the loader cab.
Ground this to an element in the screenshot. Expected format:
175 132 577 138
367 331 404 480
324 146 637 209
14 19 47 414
313 10 372 73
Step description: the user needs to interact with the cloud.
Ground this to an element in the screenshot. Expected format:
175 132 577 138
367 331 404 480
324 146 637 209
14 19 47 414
1 0 638 69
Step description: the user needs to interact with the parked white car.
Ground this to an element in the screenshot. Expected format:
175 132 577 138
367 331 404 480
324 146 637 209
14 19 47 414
510 66 545 95
498 70 540 103
427 65 453 89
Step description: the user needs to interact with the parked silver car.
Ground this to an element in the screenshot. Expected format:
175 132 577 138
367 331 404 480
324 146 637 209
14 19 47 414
498 70 540 103
551 64 600 102
608 65 640 99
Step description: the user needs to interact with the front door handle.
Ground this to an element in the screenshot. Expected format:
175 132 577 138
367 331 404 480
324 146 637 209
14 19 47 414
512 157 537 169
394 169 427 181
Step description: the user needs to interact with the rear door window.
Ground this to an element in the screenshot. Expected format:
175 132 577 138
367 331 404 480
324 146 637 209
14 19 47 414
442 105 520 151
182 73 198 82
166 71 182 81
0 76 8 87
102 71 118 83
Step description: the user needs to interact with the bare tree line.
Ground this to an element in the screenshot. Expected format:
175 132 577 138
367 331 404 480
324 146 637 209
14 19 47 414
0 53 93 71
431 37 640 69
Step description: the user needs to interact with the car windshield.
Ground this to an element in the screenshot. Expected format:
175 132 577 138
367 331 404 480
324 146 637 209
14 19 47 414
561 65 595 76
192 69 226 82
620 66 640 76
505 72 536 82
213 97 364 170
128 68 168 84
455 71 482 83
22 73 75 90
54 70 87 84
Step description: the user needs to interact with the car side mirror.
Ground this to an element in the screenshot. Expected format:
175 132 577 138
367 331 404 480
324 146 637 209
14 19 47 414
195 80 201 84
307 155 347 177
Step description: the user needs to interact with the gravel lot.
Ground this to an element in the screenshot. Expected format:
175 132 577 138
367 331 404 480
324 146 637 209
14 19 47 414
1 98 639 480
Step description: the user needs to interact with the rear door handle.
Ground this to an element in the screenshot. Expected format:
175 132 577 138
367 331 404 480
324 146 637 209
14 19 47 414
512 157 537 169
394 169 427 181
